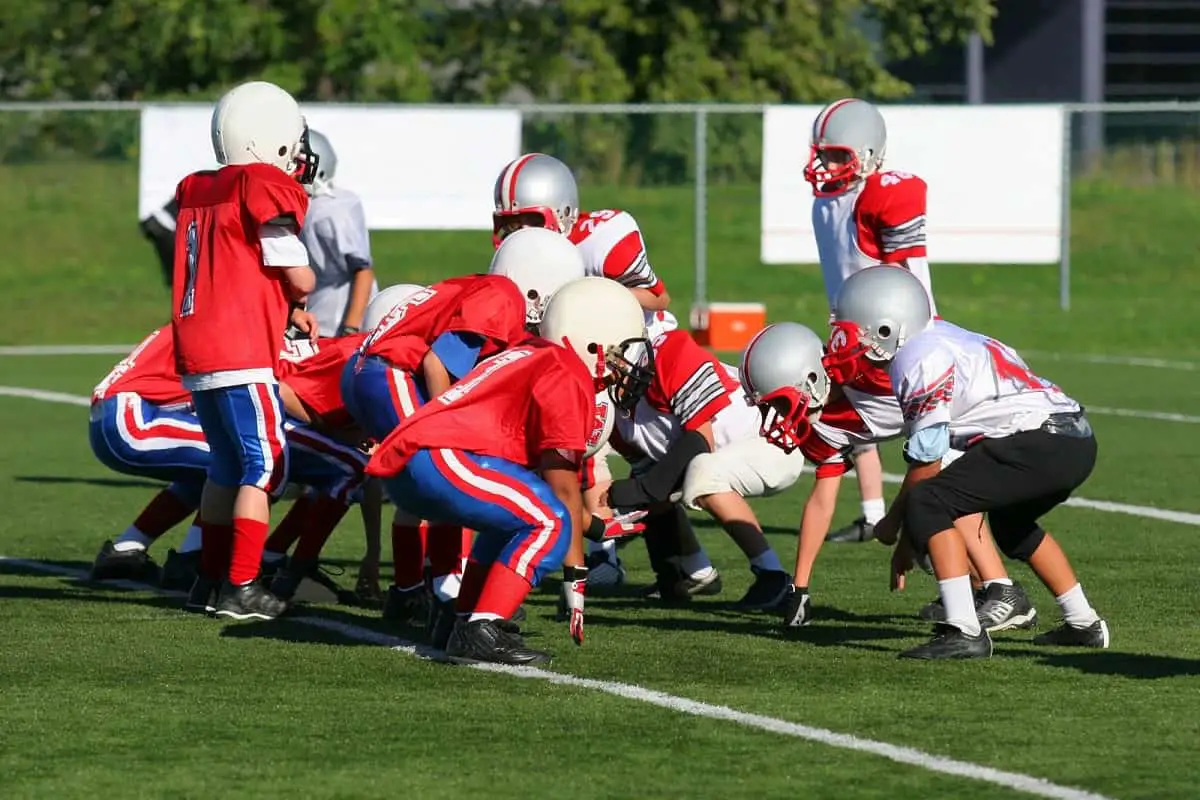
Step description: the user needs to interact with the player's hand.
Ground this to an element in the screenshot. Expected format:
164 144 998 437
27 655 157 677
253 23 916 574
290 307 320 340
890 537 915 592
781 585 812 628
600 509 649 541
874 513 900 546
555 565 588 646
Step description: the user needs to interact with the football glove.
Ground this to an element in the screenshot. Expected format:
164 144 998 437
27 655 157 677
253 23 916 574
584 509 649 542
781 585 812 628
555 565 588 646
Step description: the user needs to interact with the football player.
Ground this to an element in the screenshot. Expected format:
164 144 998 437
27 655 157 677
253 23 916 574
297 129 379 338
605 327 801 609
831 266 1109 659
806 99 937 545
366 277 654 665
739 322 1038 633
171 80 318 621
341 242 544 627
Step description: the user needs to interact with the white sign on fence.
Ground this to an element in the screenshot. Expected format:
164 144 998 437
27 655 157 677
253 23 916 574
760 104 1065 264
138 105 523 230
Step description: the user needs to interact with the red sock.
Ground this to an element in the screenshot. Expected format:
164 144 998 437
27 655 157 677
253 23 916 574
391 521 428 590
263 495 314 554
462 529 475 562
455 558 491 615
472 562 532 620
427 524 466 580
228 517 270 585
199 521 233 581
292 497 350 561
132 488 197 541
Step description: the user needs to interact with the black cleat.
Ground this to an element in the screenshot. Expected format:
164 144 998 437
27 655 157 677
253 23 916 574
1033 618 1110 649
160 549 200 592
269 557 355 605
184 575 220 615
382 585 429 627
445 618 551 666
214 580 289 621
825 517 876 544
919 595 947 622
900 624 993 660
736 567 792 611
976 581 1038 632
90 540 160 583
258 557 287 587
427 597 459 650
642 568 722 604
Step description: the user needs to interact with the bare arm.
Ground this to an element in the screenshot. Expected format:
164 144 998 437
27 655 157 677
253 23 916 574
278 381 312 424
341 268 375 332
540 450 587 569
793 473 842 588
421 350 453 399
280 266 315 301
631 286 670 312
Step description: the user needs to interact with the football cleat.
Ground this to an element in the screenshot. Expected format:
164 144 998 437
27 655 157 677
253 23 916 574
160 549 200 592
445 618 551 666
976 581 1038 632
183 575 221 615
642 567 723 604
825 517 876 544
89 540 161 583
919 595 947 622
899 624 993 660
426 597 458 651
1033 619 1110 649
584 548 626 589
269 557 355 605
382 584 430 627
736 567 792 611
214 580 289 621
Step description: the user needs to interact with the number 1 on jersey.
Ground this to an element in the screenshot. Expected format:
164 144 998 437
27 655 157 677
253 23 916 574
179 220 199 318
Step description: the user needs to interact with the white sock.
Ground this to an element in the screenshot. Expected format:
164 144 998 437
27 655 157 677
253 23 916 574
679 550 713 578
861 498 886 525
1055 583 1099 627
468 612 502 622
982 577 1013 588
262 550 287 565
113 527 151 552
750 550 784 573
939 575 982 636
432 573 462 602
179 525 203 554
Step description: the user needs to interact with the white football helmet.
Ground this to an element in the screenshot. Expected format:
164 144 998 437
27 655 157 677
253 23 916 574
487 227 586 327
540 276 655 412
585 390 617 459
739 322 831 453
804 98 888 197
493 153 580 246
830 266 932 363
304 128 337 196
363 283 427 332
211 81 318 184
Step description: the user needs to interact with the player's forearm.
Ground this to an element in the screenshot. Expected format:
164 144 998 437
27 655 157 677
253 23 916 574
281 265 316 300
542 464 586 568
421 350 453 398
278 381 312 423
795 475 841 588
341 268 375 332
359 478 383 559
631 286 669 311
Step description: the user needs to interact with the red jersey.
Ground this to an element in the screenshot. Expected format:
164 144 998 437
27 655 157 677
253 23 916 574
92 326 190 407
360 274 527 372
171 163 309 380
367 341 594 477
568 209 666 296
645 330 739 431
278 333 366 429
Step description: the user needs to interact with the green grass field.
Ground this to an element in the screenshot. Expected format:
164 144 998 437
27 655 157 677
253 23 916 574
1 162 1198 800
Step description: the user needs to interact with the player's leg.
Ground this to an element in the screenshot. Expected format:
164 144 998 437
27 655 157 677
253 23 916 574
186 390 240 614
641 503 721 602
581 444 625 588
827 444 885 543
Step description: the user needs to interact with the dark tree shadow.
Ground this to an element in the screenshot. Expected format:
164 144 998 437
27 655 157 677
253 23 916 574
14 475 166 491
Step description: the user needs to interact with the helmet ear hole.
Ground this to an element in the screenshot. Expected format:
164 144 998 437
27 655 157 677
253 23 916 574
878 324 892 338
278 145 288 157
586 342 599 354
527 289 539 301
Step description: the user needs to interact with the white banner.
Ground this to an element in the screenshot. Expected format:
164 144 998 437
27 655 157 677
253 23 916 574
761 104 1065 264
138 105 523 230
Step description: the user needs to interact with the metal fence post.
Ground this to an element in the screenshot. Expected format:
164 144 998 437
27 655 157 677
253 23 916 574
1059 106 1073 311
693 108 708 309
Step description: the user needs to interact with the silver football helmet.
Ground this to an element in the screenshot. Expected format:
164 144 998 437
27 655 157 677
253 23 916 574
803 98 887 196
304 128 337 196
739 322 831 453
492 153 580 246
830 266 932 363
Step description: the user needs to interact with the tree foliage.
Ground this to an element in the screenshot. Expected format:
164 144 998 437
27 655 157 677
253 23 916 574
0 0 995 178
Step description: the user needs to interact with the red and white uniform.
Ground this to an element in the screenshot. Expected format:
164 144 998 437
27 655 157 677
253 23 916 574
171 163 310 390
812 171 936 314
568 209 665 297
614 330 805 507
890 320 1079 447
367 340 594 476
279 332 367 430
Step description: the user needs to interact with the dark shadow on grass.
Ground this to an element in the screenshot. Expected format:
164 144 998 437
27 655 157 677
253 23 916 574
688 517 797 536
14 475 166 491
998 647 1200 679
0 582 187 612
0 558 94 577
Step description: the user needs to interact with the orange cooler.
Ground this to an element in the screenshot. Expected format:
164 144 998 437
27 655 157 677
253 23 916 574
690 302 767 351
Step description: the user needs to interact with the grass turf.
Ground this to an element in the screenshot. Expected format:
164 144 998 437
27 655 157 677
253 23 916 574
0 161 1198 799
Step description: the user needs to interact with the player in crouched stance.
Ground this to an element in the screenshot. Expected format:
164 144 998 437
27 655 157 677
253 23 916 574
365 278 654 665
832 266 1108 659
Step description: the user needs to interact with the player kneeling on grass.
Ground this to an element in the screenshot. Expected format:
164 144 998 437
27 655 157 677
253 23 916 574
365 277 653 666
831 266 1109 659
739 322 1038 634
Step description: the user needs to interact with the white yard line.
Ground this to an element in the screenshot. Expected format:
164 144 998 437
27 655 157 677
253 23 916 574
1021 351 1200 372
1085 406 1200 425
0 345 136 356
0 556 1114 800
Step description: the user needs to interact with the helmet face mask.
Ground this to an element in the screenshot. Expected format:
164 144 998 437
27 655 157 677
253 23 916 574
492 209 560 248
738 322 831 454
293 124 320 186
603 337 655 413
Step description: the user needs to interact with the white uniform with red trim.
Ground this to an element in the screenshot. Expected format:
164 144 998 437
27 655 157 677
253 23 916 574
891 320 1079 447
812 171 937 315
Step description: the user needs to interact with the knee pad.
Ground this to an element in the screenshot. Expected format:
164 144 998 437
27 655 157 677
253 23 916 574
994 525 1046 563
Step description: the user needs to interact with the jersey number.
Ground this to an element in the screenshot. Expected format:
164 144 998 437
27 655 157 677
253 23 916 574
984 339 1047 391
879 171 914 186
576 209 616 235
179 220 199 318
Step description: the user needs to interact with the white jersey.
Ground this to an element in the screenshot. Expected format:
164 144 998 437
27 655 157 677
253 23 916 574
891 320 1080 446
299 187 378 334
812 171 936 315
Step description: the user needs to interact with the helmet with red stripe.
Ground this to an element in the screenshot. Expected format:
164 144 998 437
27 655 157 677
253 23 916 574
803 98 887 197
739 322 831 453
492 153 580 247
